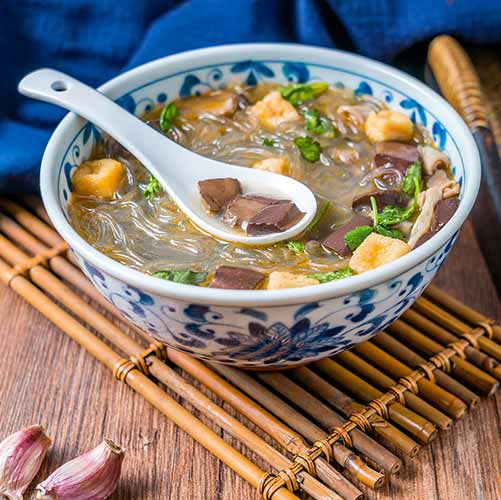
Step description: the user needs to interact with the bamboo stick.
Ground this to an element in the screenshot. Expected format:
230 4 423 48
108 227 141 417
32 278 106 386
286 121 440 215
371 333 480 409
0 258 296 500
424 284 501 343
209 363 401 475
0 216 366 498
313 359 438 443
288 367 421 458
145 354 343 499
387 320 498 396
23 195 53 224
168 353 365 498
352 341 467 419
334 351 453 430
403 308 501 380
415 297 501 362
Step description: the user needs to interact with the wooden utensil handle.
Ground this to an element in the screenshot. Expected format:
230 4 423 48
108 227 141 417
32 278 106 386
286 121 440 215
428 35 489 130
428 35 501 293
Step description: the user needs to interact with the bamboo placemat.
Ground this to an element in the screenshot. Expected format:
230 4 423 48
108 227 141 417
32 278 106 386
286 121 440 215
0 196 499 500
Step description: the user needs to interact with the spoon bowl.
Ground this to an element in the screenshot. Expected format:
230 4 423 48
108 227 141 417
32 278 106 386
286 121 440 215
18 68 317 244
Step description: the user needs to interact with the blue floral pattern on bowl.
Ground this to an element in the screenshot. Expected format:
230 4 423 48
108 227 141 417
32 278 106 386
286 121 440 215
72 231 456 367
54 56 467 367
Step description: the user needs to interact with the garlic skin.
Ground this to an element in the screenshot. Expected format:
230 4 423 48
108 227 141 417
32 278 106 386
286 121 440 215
36 439 124 500
0 425 52 500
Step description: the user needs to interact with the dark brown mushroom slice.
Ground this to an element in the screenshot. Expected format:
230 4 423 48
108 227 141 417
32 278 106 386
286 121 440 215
247 201 305 236
210 265 264 290
222 195 282 229
415 197 460 247
352 189 408 212
198 178 242 213
322 214 372 257
374 142 420 172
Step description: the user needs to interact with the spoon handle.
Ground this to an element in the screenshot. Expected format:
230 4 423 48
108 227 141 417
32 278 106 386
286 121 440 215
18 68 189 190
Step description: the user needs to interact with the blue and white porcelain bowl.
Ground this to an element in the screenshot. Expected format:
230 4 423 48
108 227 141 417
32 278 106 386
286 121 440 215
40 44 480 368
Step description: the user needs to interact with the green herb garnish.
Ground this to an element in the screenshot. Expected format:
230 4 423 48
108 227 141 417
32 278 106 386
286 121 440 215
308 268 354 283
144 175 162 199
378 177 421 226
305 200 331 234
262 137 277 147
294 136 321 163
401 161 423 196
344 225 375 252
159 102 179 132
278 82 329 106
153 269 207 285
286 241 306 254
303 109 336 138
344 196 405 251
375 225 404 240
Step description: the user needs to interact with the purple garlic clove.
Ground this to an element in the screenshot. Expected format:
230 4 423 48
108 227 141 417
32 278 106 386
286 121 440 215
0 424 52 499
36 439 124 500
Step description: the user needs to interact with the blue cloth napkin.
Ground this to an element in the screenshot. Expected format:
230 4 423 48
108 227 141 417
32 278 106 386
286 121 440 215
2 0 501 193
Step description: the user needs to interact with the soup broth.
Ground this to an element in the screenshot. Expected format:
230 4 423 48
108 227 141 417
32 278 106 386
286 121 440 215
68 81 459 290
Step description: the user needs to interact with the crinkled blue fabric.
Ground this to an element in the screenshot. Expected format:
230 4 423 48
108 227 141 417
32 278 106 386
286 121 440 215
1 0 501 192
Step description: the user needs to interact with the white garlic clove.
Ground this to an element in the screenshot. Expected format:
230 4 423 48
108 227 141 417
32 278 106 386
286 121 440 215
0 424 52 499
36 439 124 500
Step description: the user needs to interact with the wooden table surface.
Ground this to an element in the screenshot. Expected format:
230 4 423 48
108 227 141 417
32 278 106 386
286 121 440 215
0 212 499 500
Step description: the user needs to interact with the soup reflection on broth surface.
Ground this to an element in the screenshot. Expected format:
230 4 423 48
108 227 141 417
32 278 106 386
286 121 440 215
68 81 459 290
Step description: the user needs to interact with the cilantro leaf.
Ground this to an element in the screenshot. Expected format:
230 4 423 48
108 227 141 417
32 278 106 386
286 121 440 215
144 175 162 199
286 241 306 254
402 161 422 196
153 269 207 285
294 136 321 163
262 137 277 147
303 108 336 137
309 268 354 283
378 204 414 226
378 177 421 226
375 225 404 240
305 200 331 234
159 102 179 132
278 82 329 106
344 225 374 252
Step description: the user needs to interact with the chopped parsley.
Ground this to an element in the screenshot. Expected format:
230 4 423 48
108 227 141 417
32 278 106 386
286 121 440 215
308 268 354 283
303 108 336 138
378 177 421 226
286 241 306 254
159 102 179 132
262 137 277 147
144 175 162 199
344 225 375 252
153 269 207 285
278 82 329 106
344 195 405 252
402 162 423 196
294 136 321 163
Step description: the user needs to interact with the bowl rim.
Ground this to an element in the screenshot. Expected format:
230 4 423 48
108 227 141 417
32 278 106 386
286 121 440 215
40 42 481 307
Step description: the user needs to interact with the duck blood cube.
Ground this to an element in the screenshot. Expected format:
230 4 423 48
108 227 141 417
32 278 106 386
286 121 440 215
210 265 264 289
247 201 304 236
415 197 460 247
198 178 242 212
373 142 419 171
222 195 281 229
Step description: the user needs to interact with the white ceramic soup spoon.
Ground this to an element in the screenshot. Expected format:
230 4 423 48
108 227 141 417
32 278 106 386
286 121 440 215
19 69 317 245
